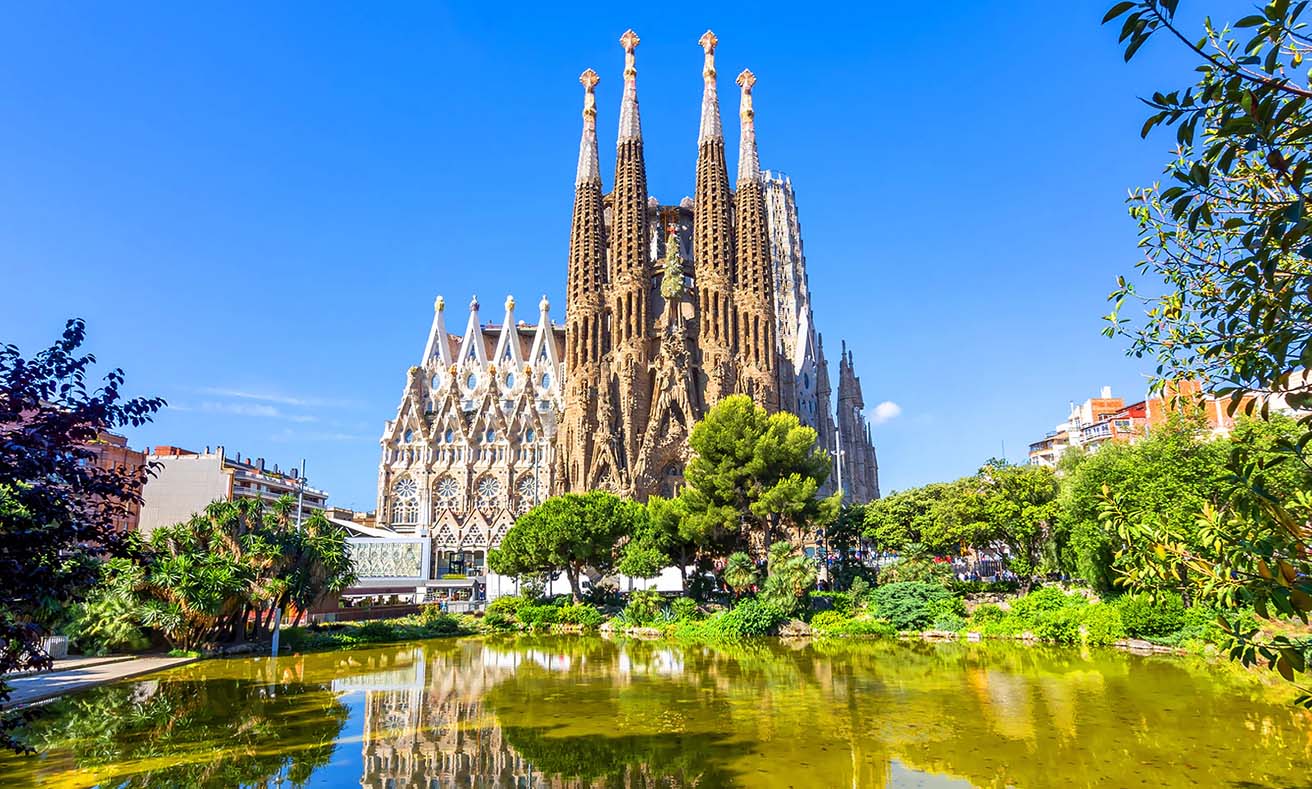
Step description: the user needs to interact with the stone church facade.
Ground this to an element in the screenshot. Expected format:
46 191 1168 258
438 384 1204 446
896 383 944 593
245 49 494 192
366 30 879 594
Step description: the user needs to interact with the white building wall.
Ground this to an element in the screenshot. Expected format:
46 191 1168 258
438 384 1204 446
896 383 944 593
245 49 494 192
137 453 230 534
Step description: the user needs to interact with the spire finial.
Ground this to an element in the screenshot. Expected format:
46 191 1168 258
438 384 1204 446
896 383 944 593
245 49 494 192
699 30 718 77
539 294 550 313
618 30 642 141
470 294 480 312
697 31 722 144
576 69 602 184
736 69 760 183
505 294 515 313
435 295 445 312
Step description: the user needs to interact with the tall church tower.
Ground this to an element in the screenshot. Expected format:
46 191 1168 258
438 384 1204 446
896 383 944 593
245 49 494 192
558 69 616 493
692 31 738 405
836 342 880 502
608 29 652 490
732 69 779 412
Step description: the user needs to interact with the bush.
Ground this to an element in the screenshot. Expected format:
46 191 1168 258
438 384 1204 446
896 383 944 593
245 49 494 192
719 598 786 638
931 614 967 632
557 602 604 629
1033 608 1083 644
517 604 560 628
808 610 847 632
1009 587 1076 622
809 591 853 616
880 556 953 585
827 617 897 638
417 611 462 636
970 603 1007 624
354 621 397 643
487 594 532 620
1081 604 1126 646
949 579 1020 595
1118 593 1186 638
482 611 515 631
871 582 953 632
622 589 664 627
670 597 699 622
847 575 871 602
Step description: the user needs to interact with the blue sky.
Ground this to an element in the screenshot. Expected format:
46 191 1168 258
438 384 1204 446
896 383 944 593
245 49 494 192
0 2 1208 510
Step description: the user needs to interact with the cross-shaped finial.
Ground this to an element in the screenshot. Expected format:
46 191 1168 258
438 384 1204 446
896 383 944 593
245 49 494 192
579 68 599 90
736 69 756 91
699 30 718 54
620 29 640 53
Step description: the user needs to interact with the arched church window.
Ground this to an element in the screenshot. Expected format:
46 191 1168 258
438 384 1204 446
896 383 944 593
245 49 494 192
515 475 538 514
485 429 496 443
466 373 478 389
505 372 515 388
431 372 441 389
524 428 536 443
540 372 552 388
444 428 455 443
475 477 502 511
391 478 419 525
433 476 460 511
403 429 413 442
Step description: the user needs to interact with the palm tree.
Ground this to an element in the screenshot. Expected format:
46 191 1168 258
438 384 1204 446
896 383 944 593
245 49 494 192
723 552 758 601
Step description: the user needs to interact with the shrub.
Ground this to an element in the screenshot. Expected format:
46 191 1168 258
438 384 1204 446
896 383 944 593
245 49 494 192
557 602 604 629
517 604 560 628
418 612 462 636
1033 608 1083 644
880 556 953 585
827 617 897 638
847 575 871 603
354 621 397 643
808 610 847 632
925 596 967 621
1118 593 1186 638
871 582 953 631
1009 587 1076 622
622 589 664 627
482 611 515 631
719 598 786 638
809 591 853 616
670 597 699 622
931 614 967 632
970 603 1007 624
949 579 1020 595
1081 604 1126 646
487 594 532 620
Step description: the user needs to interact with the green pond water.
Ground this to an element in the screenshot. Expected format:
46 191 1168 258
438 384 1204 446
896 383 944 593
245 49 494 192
4 636 1311 788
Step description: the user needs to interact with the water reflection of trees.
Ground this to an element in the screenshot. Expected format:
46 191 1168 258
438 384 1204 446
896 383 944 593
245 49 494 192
20 664 349 787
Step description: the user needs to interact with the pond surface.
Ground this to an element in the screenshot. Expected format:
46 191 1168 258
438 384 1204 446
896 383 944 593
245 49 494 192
4 636 1311 788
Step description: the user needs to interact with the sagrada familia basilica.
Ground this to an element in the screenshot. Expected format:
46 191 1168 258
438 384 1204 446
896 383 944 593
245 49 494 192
372 31 879 574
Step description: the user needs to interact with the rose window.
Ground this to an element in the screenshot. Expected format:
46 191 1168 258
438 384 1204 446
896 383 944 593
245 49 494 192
475 477 502 511
433 477 460 510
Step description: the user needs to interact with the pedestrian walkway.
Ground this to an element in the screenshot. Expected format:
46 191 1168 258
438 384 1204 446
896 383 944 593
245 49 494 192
2 654 198 708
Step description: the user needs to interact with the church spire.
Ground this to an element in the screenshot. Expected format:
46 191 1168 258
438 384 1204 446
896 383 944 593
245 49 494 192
692 29 737 405
732 67 779 412
618 29 642 142
576 69 600 185
736 69 760 184
698 31 722 144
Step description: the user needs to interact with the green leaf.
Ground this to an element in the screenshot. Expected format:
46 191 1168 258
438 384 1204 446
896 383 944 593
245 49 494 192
1103 1 1136 24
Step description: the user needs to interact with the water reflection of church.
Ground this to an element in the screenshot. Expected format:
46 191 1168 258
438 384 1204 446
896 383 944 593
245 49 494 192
347 643 536 788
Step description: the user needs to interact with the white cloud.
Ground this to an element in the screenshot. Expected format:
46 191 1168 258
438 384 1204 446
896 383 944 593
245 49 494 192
195 387 358 409
198 401 317 423
871 401 902 425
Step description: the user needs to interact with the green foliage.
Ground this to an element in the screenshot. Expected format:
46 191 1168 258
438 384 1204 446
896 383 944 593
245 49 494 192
809 591 853 616
556 602 604 630
1117 593 1186 639
759 542 818 618
0 319 165 749
517 604 561 630
621 589 664 627
670 597 699 622
1033 608 1084 645
824 616 897 638
1103 0 1312 705
722 552 758 598
870 582 953 632
970 604 1007 624
64 560 150 656
486 594 533 620
1082 604 1127 646
680 395 840 553
490 491 643 601
717 598 786 638
879 554 953 585
808 610 847 632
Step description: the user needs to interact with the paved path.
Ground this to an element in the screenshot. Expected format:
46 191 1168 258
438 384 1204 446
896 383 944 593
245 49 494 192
2 655 199 708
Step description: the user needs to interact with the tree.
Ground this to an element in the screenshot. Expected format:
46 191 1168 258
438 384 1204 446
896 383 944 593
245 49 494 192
0 319 164 750
970 461 1060 591
760 541 818 617
85 497 355 651
1104 0 1312 704
618 495 703 591
823 503 868 588
489 491 642 601
680 395 840 557
862 479 978 558
722 552 758 600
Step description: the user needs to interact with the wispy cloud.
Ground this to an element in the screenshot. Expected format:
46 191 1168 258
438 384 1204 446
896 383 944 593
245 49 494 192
195 387 359 409
270 428 375 443
198 401 318 423
871 401 902 425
